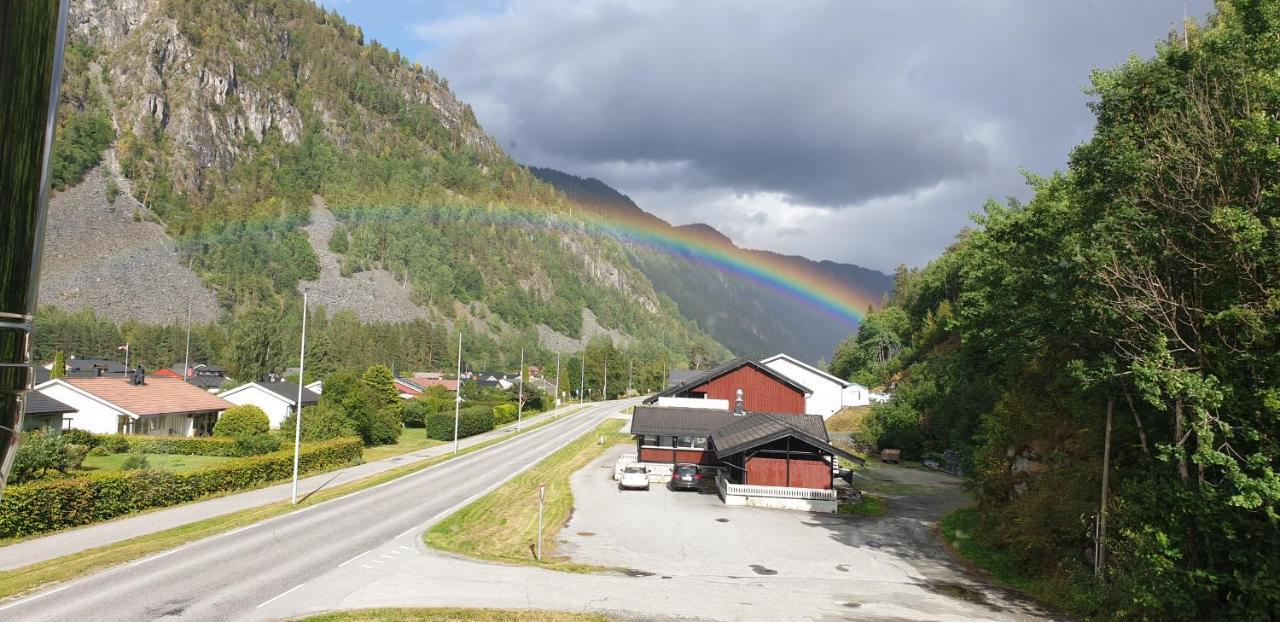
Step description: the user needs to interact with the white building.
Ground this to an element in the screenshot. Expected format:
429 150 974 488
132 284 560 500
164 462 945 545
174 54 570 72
35 376 231 436
217 381 320 429
760 353 870 419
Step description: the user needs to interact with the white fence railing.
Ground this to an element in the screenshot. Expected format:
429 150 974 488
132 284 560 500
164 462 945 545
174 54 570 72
716 472 837 501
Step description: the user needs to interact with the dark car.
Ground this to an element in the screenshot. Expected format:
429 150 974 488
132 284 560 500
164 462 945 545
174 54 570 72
670 463 702 491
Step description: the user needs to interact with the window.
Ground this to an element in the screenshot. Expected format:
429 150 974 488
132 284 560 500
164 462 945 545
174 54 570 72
641 435 659 446
677 436 707 449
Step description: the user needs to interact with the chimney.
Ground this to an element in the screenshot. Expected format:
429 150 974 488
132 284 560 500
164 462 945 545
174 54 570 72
96 367 104 377
734 388 745 416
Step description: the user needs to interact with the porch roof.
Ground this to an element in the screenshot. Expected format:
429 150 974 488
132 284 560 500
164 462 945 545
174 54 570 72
711 413 864 465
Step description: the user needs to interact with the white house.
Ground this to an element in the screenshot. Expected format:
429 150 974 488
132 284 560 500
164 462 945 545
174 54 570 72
305 380 323 394
218 381 320 429
760 353 870 418
35 376 231 436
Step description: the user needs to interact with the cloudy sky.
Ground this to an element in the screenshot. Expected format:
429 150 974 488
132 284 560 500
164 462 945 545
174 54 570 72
325 0 1211 272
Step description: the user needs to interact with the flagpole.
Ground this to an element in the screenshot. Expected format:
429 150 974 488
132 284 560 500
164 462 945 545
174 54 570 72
182 300 192 380
290 290 308 505
124 342 129 369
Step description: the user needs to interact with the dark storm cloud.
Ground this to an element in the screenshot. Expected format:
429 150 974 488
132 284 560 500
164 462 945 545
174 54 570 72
413 0 1212 268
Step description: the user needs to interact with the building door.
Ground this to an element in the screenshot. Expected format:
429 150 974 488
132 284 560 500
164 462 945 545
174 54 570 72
116 415 134 435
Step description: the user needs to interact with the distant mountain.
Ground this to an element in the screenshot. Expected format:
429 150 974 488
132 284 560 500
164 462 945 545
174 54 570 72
531 167 893 362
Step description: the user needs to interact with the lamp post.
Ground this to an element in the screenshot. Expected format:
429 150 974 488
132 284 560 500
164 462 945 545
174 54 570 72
579 350 585 403
290 290 308 505
453 332 463 455
516 348 524 431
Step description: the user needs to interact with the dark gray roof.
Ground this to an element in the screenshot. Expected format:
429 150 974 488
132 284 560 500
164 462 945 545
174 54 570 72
25 391 77 415
258 381 320 405
631 405 738 437
665 369 701 388
710 413 863 464
644 357 812 404
63 358 128 374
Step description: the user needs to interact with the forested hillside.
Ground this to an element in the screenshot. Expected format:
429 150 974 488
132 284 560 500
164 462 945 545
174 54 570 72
531 167 892 361
830 4 1278 618
42 0 727 377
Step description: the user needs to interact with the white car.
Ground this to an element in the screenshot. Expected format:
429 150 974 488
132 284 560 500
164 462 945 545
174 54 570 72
618 465 650 490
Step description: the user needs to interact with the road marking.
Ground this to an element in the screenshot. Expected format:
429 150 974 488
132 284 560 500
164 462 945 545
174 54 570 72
395 525 419 539
0 584 70 612
126 546 185 568
337 550 371 568
360 564 375 569
399 545 413 551
256 583 305 609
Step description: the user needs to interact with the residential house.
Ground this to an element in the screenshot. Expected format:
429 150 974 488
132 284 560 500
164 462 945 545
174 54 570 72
664 369 701 388
630 404 862 512
414 378 459 392
305 380 323 394
760 353 870 418
393 376 424 399
171 363 230 392
217 381 320 429
44 357 129 377
36 374 232 436
21 392 77 434
644 357 812 415
413 372 444 381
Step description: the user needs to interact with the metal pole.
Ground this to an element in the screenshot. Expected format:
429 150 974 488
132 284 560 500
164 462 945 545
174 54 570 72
124 342 129 369
516 348 524 431
628 359 633 396
554 352 560 408
602 359 607 401
453 332 462 454
290 291 308 504
579 350 585 403
0 0 69 494
537 484 545 561
182 300 192 380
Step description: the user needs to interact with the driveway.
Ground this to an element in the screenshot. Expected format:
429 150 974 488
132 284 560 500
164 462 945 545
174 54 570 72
556 445 1061 621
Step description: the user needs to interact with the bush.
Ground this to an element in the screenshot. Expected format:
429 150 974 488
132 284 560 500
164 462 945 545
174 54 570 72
88 446 109 456
10 432 74 483
492 403 517 427
64 444 89 471
399 399 434 428
425 405 494 441
100 435 130 454
279 403 357 442
60 428 98 448
120 454 150 471
234 433 282 456
214 404 270 438
0 437 363 538
121 435 245 457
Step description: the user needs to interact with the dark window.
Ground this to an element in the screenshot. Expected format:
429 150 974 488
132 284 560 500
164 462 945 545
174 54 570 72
641 434 659 446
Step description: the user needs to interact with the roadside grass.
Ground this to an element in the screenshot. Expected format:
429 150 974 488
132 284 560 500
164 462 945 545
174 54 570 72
826 405 872 433
296 608 612 622
940 507 1099 616
361 426 445 462
0 406 588 602
79 453 236 473
424 419 629 572
838 494 886 517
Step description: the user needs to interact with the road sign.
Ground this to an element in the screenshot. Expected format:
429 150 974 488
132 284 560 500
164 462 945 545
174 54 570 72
538 483 546 503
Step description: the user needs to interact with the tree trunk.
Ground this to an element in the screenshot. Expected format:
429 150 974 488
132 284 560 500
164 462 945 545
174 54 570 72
1126 393 1150 454
1174 397 1189 483
1097 397 1113 577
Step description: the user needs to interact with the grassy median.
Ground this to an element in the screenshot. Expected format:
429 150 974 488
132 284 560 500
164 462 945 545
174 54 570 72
0 406 586 602
297 608 612 622
424 419 629 571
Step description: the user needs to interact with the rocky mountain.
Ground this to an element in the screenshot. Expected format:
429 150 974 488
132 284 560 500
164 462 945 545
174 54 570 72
530 167 893 362
44 0 728 368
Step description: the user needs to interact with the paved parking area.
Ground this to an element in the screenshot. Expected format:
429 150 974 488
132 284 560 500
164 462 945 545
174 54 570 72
559 445 1061 620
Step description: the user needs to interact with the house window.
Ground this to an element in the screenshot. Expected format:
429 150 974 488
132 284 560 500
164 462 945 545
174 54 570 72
676 436 707 449
641 435 659 446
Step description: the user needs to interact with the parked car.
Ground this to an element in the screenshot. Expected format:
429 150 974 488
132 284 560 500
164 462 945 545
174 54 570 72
670 463 702 491
618 465 650 490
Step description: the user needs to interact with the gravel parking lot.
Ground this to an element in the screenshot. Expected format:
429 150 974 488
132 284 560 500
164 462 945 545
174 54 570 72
559 445 1060 621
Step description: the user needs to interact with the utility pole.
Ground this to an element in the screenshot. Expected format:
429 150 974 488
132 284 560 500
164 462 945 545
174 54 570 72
628 359 633 396
602 359 608 401
516 347 524 431
182 300 192 380
554 352 561 407
453 332 463 455
1096 397 1114 576
579 350 585 403
290 290 308 505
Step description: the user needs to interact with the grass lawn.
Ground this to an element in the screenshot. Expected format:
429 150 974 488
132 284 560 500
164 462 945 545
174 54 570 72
361 427 445 462
296 608 612 622
424 419 629 571
940 507 1098 616
80 453 237 473
0 406 588 602
838 494 886 517
827 405 872 433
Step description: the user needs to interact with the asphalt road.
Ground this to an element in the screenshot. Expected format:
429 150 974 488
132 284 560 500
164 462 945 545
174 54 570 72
0 400 631 622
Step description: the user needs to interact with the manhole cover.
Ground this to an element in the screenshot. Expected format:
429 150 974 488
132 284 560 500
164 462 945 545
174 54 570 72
835 564 849 572
842 602 862 609
715 518 730 523
576 531 595 536
749 564 778 576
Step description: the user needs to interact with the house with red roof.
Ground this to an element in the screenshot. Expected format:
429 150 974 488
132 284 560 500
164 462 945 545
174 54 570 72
36 372 233 436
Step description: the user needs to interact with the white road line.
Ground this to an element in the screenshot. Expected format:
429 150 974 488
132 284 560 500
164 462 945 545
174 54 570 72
126 546 185 568
256 583 305 609
337 550 371 568
399 545 413 551
0 585 70 612
360 564 375 569
395 525 419 539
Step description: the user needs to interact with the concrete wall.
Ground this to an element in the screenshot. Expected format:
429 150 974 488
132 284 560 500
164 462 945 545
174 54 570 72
721 493 837 513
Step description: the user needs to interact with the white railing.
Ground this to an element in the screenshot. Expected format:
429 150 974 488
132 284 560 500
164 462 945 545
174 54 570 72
716 471 837 500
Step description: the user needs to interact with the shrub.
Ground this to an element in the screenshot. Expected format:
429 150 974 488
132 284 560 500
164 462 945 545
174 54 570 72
234 433 282 456
492 403 517 426
279 403 357 442
121 435 245 457
10 432 74 483
100 435 130 454
0 437 363 538
214 404 270 438
120 454 150 471
88 446 110 456
64 444 89 471
60 428 99 448
399 399 434 428
425 405 494 441
105 178 120 204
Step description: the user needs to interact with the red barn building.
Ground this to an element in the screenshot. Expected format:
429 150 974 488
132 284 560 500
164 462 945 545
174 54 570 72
644 358 810 414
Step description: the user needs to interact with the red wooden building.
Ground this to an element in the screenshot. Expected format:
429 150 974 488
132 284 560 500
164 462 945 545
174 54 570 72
644 357 811 414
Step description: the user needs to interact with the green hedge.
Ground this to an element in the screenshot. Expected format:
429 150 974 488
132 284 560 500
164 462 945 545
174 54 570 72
492 403 517 426
0 437 363 538
121 435 247 457
425 406 494 441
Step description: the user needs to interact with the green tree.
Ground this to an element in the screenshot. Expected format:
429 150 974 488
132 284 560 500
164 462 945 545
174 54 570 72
214 404 270 437
50 351 67 379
